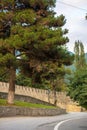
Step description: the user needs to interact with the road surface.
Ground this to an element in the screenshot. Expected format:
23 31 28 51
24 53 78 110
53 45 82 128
0 112 87 130
55 117 87 130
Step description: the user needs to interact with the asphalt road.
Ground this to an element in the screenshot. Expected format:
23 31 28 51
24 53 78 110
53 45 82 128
0 112 87 130
56 118 87 130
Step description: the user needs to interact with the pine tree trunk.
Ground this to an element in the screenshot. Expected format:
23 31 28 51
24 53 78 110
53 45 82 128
7 66 16 104
54 90 57 106
52 82 57 106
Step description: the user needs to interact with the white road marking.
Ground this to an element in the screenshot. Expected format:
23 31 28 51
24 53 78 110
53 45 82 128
54 118 80 130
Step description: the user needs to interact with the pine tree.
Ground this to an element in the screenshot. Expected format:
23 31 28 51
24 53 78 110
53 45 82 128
0 0 73 104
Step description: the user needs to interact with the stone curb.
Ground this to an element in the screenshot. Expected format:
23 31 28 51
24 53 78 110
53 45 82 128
0 106 66 117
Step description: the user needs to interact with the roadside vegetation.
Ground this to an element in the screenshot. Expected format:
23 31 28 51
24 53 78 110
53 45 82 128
0 0 73 105
0 99 57 109
0 0 87 110
68 41 87 109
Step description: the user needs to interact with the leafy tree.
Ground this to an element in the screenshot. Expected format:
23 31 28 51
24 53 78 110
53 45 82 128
0 0 73 104
68 67 87 109
68 42 87 109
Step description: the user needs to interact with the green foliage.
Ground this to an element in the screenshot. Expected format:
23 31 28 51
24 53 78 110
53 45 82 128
0 0 73 72
67 42 87 109
0 53 16 67
74 41 86 69
14 9 36 24
0 67 9 82
68 66 87 109
16 74 31 86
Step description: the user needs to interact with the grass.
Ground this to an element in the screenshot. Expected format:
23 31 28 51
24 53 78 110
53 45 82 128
0 99 57 109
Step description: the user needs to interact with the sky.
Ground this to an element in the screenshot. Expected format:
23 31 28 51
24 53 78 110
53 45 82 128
55 0 87 53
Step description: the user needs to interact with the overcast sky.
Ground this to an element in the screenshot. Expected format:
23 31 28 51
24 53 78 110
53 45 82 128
55 0 87 53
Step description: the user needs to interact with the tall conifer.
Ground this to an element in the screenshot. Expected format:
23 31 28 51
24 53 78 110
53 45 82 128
0 0 73 104
74 40 86 69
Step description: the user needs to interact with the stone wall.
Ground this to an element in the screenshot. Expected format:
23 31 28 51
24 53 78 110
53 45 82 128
0 82 81 112
0 106 66 117
0 92 54 106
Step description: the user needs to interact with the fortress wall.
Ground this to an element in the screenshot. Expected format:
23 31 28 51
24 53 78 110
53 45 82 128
0 82 81 112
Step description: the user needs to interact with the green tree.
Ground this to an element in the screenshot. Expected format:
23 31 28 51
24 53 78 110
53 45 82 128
68 42 87 109
0 0 73 104
74 40 86 69
68 67 87 109
16 73 31 87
